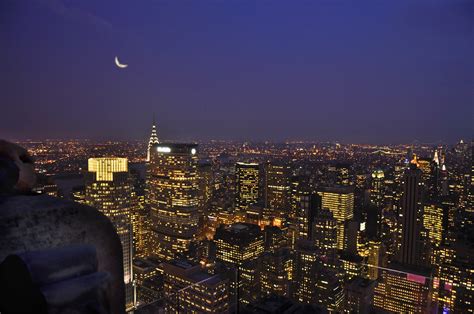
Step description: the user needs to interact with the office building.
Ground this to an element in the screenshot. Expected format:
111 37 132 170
367 240 385 280
163 260 229 313
260 248 292 298
318 186 354 250
346 276 376 313
265 161 291 212
296 193 321 241
370 169 385 208
85 157 135 310
147 143 199 261
292 240 345 311
198 160 214 216
340 252 365 281
214 223 264 307
312 208 338 262
133 258 162 306
399 164 425 266
423 203 445 248
235 162 260 212
373 263 431 313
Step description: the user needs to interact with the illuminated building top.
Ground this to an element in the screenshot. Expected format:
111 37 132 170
87 157 128 181
147 118 160 161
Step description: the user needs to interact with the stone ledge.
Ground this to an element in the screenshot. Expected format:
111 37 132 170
0 195 126 313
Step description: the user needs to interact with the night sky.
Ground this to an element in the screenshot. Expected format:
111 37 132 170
1 0 473 143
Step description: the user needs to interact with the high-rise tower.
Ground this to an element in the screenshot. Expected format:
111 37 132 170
147 143 199 261
370 169 385 208
235 162 260 212
146 117 160 161
85 157 135 310
318 186 354 250
399 164 424 266
265 161 291 212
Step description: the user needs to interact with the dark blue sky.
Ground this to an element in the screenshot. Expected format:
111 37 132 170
1 0 473 143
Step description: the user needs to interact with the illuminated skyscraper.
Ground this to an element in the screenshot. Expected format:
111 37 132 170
85 157 135 310
235 162 260 212
292 240 345 311
340 251 365 281
399 164 425 266
373 264 431 313
373 163 434 313
133 258 162 305
146 117 160 162
296 193 321 241
312 208 338 261
367 240 385 280
147 143 199 261
414 155 438 200
260 248 292 298
370 169 385 208
469 142 474 216
451 240 474 313
197 160 214 216
423 203 445 248
214 223 264 267
265 161 291 212
214 223 264 306
318 186 354 250
292 241 320 304
129 167 148 258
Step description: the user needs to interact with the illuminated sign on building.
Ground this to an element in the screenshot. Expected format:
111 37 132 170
157 146 171 153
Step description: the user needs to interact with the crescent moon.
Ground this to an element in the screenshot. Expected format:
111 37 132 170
115 56 128 68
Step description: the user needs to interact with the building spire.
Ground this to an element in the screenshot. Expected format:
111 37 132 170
147 116 160 161
433 149 439 166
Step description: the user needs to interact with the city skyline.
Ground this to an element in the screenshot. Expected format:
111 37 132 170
2 0 473 143
1 1 473 313
1 128 472 312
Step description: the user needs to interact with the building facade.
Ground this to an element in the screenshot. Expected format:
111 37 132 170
147 143 199 261
318 186 354 250
235 162 260 212
163 260 229 313
84 157 135 310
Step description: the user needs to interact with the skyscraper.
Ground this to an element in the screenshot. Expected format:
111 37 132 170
214 223 264 267
373 163 433 313
370 169 385 208
292 240 345 311
235 162 260 212
85 157 135 310
312 208 338 262
318 186 354 250
147 143 199 261
399 164 424 266
214 223 264 306
265 161 291 212
367 240 385 280
296 193 321 241
146 118 160 162
260 248 292 298
197 160 214 216
423 203 445 248
373 265 431 313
